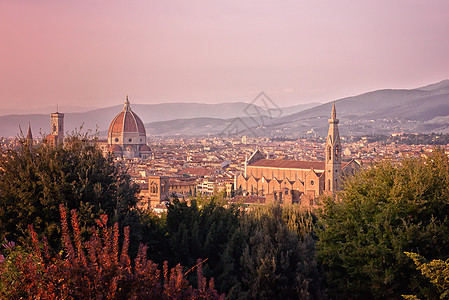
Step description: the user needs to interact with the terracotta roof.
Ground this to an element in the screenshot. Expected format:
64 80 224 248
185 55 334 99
139 144 151 152
108 98 146 135
179 167 215 177
108 144 122 152
249 159 325 170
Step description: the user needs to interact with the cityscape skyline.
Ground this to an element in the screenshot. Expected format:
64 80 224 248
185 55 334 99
1 0 448 110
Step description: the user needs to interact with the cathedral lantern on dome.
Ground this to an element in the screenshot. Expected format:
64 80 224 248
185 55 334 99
107 96 151 159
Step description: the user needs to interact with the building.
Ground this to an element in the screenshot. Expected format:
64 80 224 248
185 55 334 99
235 102 359 205
44 111 64 147
138 175 170 209
169 178 197 197
107 96 152 159
26 123 33 146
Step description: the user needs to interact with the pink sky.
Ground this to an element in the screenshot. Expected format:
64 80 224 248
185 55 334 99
1 0 448 110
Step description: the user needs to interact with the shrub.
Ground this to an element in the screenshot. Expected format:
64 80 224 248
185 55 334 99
0 204 223 299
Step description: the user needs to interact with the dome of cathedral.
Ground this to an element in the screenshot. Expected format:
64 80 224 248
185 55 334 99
108 96 146 136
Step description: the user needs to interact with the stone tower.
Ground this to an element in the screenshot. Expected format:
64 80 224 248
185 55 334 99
148 175 170 207
50 111 64 145
325 102 342 192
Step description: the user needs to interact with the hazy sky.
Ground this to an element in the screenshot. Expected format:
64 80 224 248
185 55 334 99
1 0 448 110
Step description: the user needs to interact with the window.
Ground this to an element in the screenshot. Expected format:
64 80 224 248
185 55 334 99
128 139 132 142
115 138 119 142
151 183 158 194
310 180 314 186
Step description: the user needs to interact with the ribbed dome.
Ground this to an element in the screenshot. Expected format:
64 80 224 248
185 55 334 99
108 96 146 135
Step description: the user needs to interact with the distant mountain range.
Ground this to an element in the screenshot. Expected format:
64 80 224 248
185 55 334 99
1 80 449 138
0 101 318 138
145 79 449 137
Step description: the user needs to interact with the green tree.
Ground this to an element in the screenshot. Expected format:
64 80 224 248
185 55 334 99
317 149 449 299
0 135 139 249
165 195 241 285
221 204 324 300
144 195 325 299
403 252 449 300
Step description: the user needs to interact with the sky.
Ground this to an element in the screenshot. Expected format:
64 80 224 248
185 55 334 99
1 0 448 111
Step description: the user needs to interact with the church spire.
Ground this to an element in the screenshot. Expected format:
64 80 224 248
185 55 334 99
325 101 342 193
123 95 131 111
331 101 336 119
26 123 33 146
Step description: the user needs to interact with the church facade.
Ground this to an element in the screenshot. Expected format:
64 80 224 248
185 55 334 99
235 103 359 205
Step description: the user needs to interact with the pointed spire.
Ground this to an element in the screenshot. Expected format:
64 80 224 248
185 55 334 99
123 95 131 111
331 101 336 119
26 123 33 146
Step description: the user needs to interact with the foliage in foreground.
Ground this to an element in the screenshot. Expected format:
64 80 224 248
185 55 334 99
402 252 449 300
164 197 325 299
0 204 222 299
317 149 449 299
0 135 139 249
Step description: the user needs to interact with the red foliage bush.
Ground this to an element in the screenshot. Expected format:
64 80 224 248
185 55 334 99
0 204 223 299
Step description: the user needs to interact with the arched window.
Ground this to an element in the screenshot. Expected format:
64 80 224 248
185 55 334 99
328 179 331 190
328 147 332 161
151 183 158 194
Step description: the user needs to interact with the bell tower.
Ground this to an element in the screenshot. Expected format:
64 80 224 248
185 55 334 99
325 102 342 192
50 110 64 145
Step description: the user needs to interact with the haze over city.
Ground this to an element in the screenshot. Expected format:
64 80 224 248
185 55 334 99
1 0 448 112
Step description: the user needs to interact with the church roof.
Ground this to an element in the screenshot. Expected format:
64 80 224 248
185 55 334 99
248 159 326 170
108 144 122 152
108 96 146 135
139 144 152 152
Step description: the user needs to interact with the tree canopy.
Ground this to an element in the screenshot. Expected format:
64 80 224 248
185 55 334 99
0 135 139 248
317 148 449 299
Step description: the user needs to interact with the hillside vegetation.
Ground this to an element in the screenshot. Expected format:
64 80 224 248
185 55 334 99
1 139 449 299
